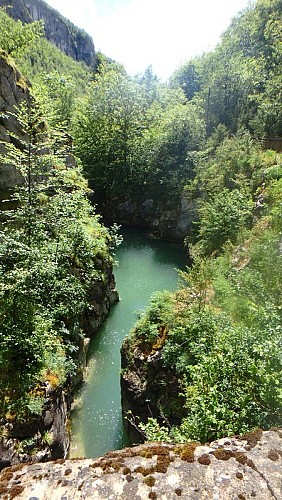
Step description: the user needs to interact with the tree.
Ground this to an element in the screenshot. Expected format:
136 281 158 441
0 7 44 56
0 97 113 420
72 60 148 205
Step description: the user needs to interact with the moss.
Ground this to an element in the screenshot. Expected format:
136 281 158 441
6 464 25 473
94 457 125 474
0 482 8 496
234 452 248 465
9 485 25 498
155 455 170 473
0 471 13 481
144 475 156 487
213 448 234 461
267 449 280 461
134 465 155 477
198 454 211 465
175 443 198 463
134 447 172 476
122 467 131 475
148 493 157 499
239 428 263 449
143 446 169 458
149 445 171 457
245 458 256 470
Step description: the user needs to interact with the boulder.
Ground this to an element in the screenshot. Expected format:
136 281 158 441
0 428 281 499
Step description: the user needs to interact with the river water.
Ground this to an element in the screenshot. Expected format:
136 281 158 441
70 226 186 459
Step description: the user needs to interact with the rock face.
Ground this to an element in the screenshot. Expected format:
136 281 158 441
0 429 281 499
0 388 70 470
0 52 29 209
103 194 197 242
121 338 185 444
0 0 96 67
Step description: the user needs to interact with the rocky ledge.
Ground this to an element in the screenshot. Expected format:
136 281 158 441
0 428 281 499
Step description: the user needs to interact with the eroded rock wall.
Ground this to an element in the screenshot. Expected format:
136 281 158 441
102 194 197 242
121 338 185 444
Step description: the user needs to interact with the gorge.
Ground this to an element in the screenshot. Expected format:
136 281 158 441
0 0 281 497
70 227 186 459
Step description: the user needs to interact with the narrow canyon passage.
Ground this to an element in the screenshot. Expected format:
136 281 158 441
70 226 186 459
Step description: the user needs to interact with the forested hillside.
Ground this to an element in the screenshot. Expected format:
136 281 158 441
120 0 282 442
0 10 118 461
119 1 282 442
0 0 281 458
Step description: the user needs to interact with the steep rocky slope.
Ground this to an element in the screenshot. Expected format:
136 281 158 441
0 52 29 209
0 51 119 466
0 0 96 67
0 429 281 499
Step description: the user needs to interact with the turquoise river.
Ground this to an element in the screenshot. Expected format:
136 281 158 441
70 226 186 459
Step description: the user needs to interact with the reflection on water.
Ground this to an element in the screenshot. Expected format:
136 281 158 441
70 226 186 459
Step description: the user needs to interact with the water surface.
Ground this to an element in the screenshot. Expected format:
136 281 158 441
70 226 186 458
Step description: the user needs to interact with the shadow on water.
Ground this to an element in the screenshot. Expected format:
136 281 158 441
120 226 187 267
70 225 186 459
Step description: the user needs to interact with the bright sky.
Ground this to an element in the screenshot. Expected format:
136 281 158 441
45 0 252 80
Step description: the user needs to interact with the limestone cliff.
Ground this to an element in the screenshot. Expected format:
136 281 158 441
0 429 281 498
0 0 96 67
121 336 185 444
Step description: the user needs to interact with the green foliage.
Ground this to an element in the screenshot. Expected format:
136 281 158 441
73 60 205 210
170 0 282 137
0 7 44 56
197 187 253 255
129 179 282 442
17 36 92 95
0 98 113 421
139 417 172 443
132 291 173 347
73 60 147 203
